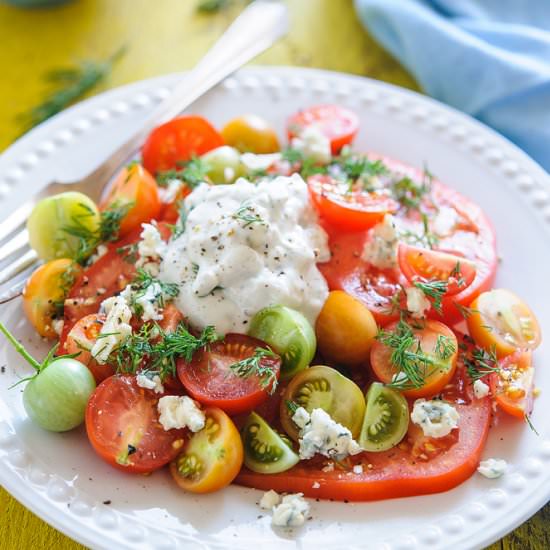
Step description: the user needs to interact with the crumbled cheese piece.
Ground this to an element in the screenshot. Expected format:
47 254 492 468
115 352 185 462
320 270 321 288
91 296 132 364
405 287 431 319
271 493 310 528
136 373 164 394
127 281 166 322
51 319 64 336
159 179 183 204
473 379 490 399
477 458 507 479
290 125 331 164
157 396 205 432
89 244 108 264
322 462 334 473
292 407 362 460
353 464 364 474
391 371 408 385
259 489 281 510
312 481 320 489
411 399 460 438
432 206 459 237
361 214 399 269
240 152 282 172
137 223 167 276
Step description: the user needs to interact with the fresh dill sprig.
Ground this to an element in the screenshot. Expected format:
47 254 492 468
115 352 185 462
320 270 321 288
525 414 539 436
230 347 279 393
156 157 210 188
435 334 456 360
413 279 448 315
18 47 125 132
399 213 439 250
390 168 432 211
99 201 134 242
454 302 479 319
463 345 499 382
126 269 180 317
232 203 265 227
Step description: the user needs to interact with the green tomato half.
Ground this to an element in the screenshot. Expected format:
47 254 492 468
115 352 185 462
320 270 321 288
27 191 100 261
248 305 316 380
23 358 96 432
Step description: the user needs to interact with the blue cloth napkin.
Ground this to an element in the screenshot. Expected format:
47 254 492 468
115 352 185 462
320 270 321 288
354 0 550 172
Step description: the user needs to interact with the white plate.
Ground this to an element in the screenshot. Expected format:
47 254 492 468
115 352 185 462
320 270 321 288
1 67 549 550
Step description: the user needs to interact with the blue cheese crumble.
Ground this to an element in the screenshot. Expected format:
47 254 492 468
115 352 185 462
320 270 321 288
361 214 399 269
157 396 205 432
477 458 507 479
271 493 310 528
410 399 459 438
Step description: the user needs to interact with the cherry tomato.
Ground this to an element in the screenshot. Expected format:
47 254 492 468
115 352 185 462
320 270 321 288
177 334 281 416
287 104 359 154
398 244 476 296
467 289 541 358
85 375 186 473
170 407 243 493
490 350 534 419
221 114 280 154
65 313 115 384
370 320 458 398
22 259 82 338
142 116 224 174
100 164 161 237
308 174 399 231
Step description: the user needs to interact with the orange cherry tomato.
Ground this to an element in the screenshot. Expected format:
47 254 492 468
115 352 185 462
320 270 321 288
467 289 541 358
489 350 534 419
308 174 399 232
100 164 161 237
170 407 243 494
221 114 280 154
370 320 458 398
398 244 477 296
22 259 82 339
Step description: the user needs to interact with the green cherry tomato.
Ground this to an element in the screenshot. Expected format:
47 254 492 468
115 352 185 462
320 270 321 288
248 305 316 380
200 146 245 184
27 191 101 261
242 411 299 474
358 383 409 452
280 365 366 442
23 358 96 432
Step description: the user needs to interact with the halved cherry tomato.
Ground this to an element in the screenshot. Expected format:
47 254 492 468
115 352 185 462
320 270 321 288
398 244 476 296
85 375 186 473
177 334 281 416
155 304 185 393
467 289 541 358
221 114 280 154
370 320 458 398
237 364 491 501
100 164 161 237
142 116 224 174
170 407 243 493
490 350 534 419
308 174 399 232
65 313 115 384
287 104 359 154
22 259 82 339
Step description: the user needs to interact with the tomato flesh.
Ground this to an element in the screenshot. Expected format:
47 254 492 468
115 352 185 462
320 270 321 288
177 334 281 416
85 375 186 473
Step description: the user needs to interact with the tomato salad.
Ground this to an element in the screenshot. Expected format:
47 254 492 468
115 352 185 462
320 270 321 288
2 105 542 521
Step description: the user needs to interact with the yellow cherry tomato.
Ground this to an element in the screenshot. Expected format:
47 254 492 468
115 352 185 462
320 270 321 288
315 290 378 367
221 114 280 154
22 259 82 339
169 407 243 494
467 289 541 358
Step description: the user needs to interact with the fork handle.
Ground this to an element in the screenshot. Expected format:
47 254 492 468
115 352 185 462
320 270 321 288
74 1 288 186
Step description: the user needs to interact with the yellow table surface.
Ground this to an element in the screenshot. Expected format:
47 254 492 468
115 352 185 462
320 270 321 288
0 0 547 548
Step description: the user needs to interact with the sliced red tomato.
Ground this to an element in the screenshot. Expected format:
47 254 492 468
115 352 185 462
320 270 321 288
100 164 161 237
236 364 491 501
142 116 224 174
490 350 534 419
177 334 281 416
318 157 498 326
287 104 359 154
398 244 476 296
308 174 398 232
85 375 186 473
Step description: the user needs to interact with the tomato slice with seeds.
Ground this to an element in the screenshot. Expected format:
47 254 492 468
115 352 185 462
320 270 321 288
85 375 186 473
308 174 399 232
177 334 281 416
398 243 477 296
490 350 534 419
287 104 359 154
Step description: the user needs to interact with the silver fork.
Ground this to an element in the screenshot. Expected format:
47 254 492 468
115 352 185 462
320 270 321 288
0 0 288 304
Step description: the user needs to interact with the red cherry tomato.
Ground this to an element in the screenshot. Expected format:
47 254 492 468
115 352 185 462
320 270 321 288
308 174 399 232
177 334 281 416
142 116 224 174
287 104 359 154
85 375 186 473
398 244 477 296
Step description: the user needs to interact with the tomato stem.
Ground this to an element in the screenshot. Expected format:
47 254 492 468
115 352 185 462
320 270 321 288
0 322 42 371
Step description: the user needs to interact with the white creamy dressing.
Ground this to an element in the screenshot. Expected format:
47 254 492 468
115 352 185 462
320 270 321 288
159 175 330 334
